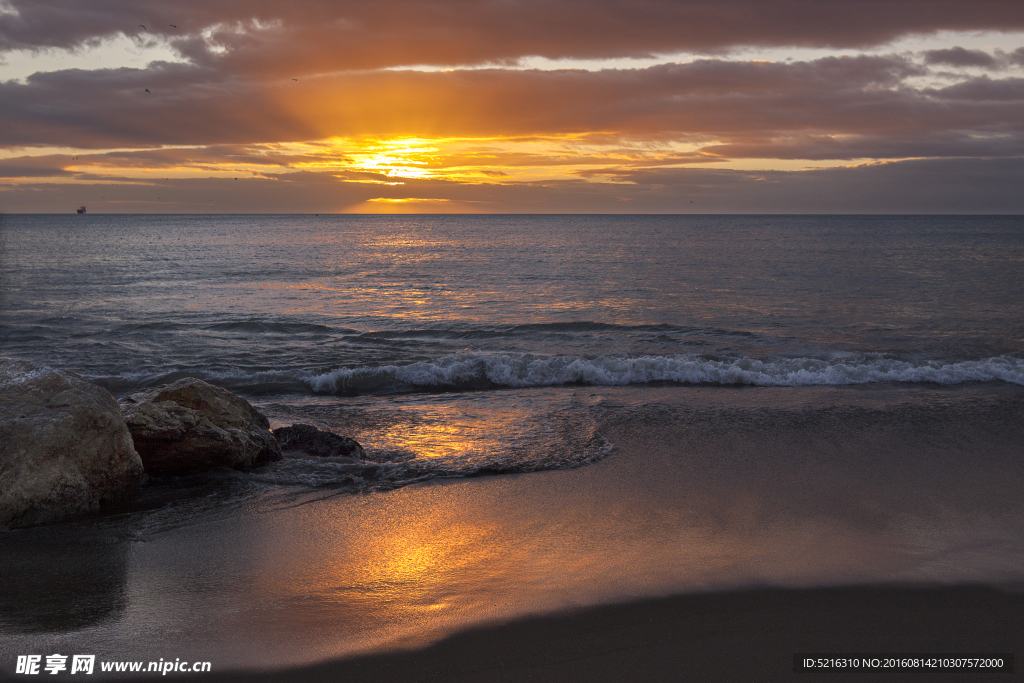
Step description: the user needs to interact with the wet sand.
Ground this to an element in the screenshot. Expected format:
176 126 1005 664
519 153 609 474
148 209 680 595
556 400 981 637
3 385 1023 679
195 585 1022 683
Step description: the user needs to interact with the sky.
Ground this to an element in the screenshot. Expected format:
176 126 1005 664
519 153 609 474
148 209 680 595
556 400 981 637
1 0 1023 213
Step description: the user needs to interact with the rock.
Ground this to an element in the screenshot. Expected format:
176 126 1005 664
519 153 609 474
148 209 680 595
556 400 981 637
0 359 146 529
273 423 366 459
119 378 281 477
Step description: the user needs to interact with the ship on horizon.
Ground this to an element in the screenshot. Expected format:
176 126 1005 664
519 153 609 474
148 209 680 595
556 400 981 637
77 206 86 214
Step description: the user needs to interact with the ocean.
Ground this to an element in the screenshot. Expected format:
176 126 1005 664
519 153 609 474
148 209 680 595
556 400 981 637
1 214 1023 671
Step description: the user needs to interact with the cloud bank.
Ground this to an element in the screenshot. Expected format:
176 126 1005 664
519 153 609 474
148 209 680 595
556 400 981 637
2 0 1023 212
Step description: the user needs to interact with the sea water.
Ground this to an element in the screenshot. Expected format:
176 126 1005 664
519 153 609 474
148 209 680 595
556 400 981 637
1 214 1023 669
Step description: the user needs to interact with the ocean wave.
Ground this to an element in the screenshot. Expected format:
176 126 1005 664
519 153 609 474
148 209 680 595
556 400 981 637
95 353 1024 397
246 427 616 491
202 321 342 334
304 353 1024 394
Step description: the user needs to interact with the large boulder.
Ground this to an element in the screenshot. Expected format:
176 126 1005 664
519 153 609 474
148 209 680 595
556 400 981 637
119 378 281 477
0 359 146 529
273 423 366 459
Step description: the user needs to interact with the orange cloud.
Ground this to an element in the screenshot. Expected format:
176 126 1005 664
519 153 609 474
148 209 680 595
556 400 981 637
3 0 1024 211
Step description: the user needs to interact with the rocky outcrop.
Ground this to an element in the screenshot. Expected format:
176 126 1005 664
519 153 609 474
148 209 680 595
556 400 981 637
272 423 366 459
120 378 281 477
0 359 146 529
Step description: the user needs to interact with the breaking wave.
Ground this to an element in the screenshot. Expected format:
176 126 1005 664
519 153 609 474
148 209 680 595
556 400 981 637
96 353 1024 397
303 353 1024 394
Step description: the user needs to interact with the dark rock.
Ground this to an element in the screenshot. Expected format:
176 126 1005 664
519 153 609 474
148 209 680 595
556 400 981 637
119 378 281 477
273 423 366 459
0 358 146 529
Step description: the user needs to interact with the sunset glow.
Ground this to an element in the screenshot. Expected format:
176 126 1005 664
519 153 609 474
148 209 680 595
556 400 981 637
2 3 1023 212
3 3 1024 680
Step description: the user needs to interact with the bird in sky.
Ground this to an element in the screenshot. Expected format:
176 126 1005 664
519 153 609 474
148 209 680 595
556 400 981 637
145 89 150 93
169 24 177 28
292 78 298 81
139 24 146 30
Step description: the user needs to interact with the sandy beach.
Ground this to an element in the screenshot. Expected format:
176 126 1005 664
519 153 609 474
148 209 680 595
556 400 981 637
3 383 1024 681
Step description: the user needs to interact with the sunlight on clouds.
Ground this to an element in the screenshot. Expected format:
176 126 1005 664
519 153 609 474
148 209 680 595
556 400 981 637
352 197 485 214
0 34 187 83
345 139 439 180
366 197 450 203
0 134 872 191
200 18 284 56
283 135 727 183
710 158 879 172
381 30 1023 74
0 15 290 83
288 138 439 179
723 30 1024 66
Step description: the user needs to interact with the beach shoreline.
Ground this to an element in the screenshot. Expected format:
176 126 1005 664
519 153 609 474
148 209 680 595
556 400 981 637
2 383 1023 679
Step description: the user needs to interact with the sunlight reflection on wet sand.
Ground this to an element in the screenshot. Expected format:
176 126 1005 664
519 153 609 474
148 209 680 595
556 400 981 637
4 386 1022 671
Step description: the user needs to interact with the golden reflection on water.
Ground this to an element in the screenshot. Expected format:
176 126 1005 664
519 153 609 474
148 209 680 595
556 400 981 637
361 519 498 610
236 386 1024 664
250 398 544 645
252 494 507 646
384 421 467 459
248 457 917 662
358 402 535 460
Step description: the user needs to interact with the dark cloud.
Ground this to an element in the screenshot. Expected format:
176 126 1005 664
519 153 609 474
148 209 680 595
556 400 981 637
4 56 1021 163
698 133 1024 161
0 62 314 148
926 76 1024 101
2 0 1024 67
585 158 1024 213
0 162 71 178
924 47 998 68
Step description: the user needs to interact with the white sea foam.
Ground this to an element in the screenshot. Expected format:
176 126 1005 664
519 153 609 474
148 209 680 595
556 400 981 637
304 353 1024 393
